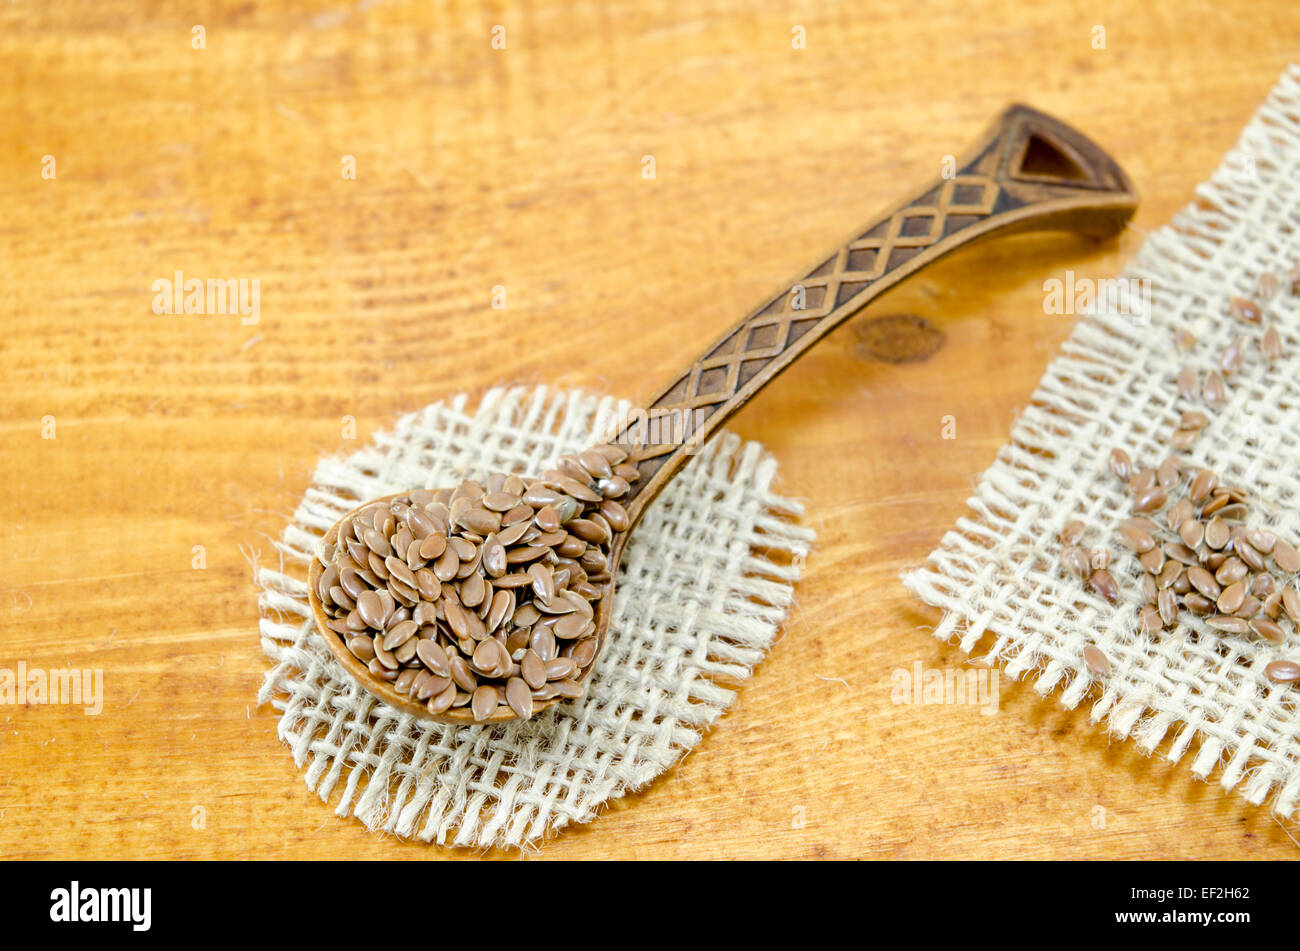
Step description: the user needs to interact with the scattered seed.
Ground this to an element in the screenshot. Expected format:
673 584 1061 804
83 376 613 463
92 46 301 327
1082 645 1111 677
1265 660 1300 684
1206 614 1249 634
1250 617 1285 644
1229 296 1262 324
1108 448 1133 482
1274 540 1300 573
1203 370 1229 409
1261 324 1282 363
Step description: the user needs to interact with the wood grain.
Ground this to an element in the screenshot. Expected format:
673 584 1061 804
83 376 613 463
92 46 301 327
2 0 1299 859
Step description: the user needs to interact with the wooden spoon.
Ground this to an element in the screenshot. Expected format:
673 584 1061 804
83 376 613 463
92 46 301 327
308 104 1138 724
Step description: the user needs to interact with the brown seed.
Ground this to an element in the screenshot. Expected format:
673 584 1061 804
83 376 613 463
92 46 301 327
1141 572 1158 603
1172 571 1192 595
1274 540 1300 573
1157 456 1180 488
1169 429 1199 450
1265 660 1300 684
471 685 500 721
356 590 384 629
433 547 460 581
1200 493 1231 517
479 491 519 513
1167 542 1201 567
486 589 513 633
1214 557 1247 586
1206 614 1249 634
1138 605 1163 633
570 637 598 668
554 614 591 640
544 657 576 681
1157 560 1182 589
1174 328 1197 352
1204 516 1231 550
1204 551 1229 572
1261 324 1282 362
1184 593 1214 614
418 533 447 560
1229 296 1261 324
411 670 447 701
1187 566 1221 600
552 679 584 699
1203 370 1227 409
1250 617 1286 644
381 619 419 651
384 555 417 590
472 638 510 677
494 572 533 589
460 507 501 536
1283 586 1300 623
1245 529 1277 555
535 504 562 533
1108 448 1133 482
1166 498 1194 531
347 636 376 663
416 639 450 677
1176 367 1198 400
1116 524 1155 553
1138 546 1164 574
1179 410 1209 430
1252 573 1275 598
415 568 440 600
460 572 486 609
1081 645 1111 677
1132 486 1167 514
578 450 613 480
1060 546 1091 580
1234 595 1262 620
425 682 457 715
1217 581 1247 614
505 677 534 719
521 650 547 689
1157 588 1177 626
1263 591 1284 620
1189 468 1217 503
448 654 477 692
1089 569 1119 602
362 528 390 557
530 627 558 661
1178 518 1203 549
599 499 630 531
1220 335 1245 375
1129 468 1157 494
529 562 555 603
1235 537 1266 572
393 637 418 664
1258 272 1279 300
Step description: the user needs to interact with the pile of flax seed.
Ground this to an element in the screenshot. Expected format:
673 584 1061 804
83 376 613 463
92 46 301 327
1060 268 1300 685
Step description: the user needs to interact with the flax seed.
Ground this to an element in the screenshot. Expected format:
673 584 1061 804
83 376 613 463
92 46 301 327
1265 660 1300 683
1082 645 1111 677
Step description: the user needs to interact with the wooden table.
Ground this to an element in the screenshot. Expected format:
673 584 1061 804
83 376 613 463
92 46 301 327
3 0 1298 859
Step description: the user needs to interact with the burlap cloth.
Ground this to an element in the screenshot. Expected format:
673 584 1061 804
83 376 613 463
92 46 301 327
256 385 812 848
905 64 1300 816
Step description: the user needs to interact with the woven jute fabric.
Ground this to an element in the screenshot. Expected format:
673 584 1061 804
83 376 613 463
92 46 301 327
255 385 812 848
904 64 1300 816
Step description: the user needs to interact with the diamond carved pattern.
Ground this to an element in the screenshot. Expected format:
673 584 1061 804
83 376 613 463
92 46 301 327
619 173 1002 466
